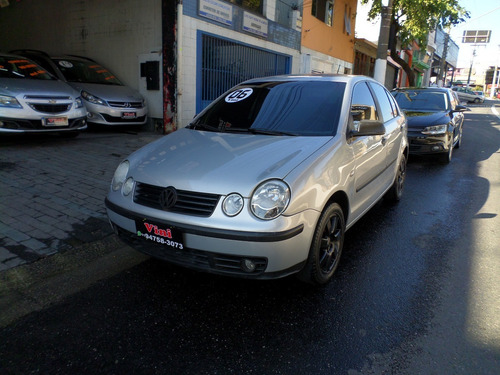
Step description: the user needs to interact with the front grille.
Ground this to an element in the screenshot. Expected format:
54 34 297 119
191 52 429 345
134 182 220 217
115 225 268 276
25 95 71 100
100 114 146 123
107 101 143 108
29 103 72 113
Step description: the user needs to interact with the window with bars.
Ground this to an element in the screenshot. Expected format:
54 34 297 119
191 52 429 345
198 34 291 111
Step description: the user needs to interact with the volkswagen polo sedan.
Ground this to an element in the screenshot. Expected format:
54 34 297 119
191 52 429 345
105 75 408 284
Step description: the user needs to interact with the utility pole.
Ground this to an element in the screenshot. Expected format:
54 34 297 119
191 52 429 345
466 47 477 88
374 0 394 85
437 30 450 87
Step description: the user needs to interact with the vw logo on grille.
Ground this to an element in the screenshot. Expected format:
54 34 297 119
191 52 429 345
159 187 177 210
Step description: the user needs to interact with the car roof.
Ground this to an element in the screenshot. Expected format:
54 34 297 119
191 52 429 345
394 87 452 93
241 74 378 85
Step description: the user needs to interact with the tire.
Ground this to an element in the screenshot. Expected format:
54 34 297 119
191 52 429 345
385 153 407 203
440 142 453 163
298 203 345 285
474 98 480 103
455 127 462 149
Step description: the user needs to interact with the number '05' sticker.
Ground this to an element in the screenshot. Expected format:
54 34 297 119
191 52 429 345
225 88 253 103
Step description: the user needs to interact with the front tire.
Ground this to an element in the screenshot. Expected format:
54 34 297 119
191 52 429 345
440 142 453 163
298 203 345 285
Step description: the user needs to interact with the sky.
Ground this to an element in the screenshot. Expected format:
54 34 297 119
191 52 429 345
449 0 500 70
355 0 500 71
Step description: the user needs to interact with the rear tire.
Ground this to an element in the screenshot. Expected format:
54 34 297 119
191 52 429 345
297 203 345 285
385 154 406 203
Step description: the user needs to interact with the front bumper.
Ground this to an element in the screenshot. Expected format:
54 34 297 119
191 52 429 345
105 198 316 279
408 132 450 155
0 116 87 133
85 102 148 126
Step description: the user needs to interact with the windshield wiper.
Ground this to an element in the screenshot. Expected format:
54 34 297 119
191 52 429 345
248 128 298 136
188 122 219 132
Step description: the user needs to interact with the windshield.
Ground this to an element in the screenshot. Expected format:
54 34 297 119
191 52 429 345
0 57 55 80
53 59 122 85
191 81 346 136
392 90 449 112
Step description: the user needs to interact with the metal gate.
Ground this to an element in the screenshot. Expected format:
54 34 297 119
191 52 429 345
197 33 291 111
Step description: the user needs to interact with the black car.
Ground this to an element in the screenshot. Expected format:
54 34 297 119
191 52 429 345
392 87 467 163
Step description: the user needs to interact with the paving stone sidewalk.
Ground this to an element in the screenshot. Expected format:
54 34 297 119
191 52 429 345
0 129 163 271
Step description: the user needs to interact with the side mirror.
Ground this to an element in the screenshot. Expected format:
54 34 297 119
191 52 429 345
351 120 386 137
453 105 467 113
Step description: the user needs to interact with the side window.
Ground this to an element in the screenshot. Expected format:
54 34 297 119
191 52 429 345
351 82 378 129
369 82 395 122
386 91 399 117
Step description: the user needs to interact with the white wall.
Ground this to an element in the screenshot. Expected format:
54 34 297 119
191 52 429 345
0 0 162 91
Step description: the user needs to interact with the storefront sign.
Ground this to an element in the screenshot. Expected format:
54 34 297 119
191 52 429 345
199 0 233 26
243 11 268 38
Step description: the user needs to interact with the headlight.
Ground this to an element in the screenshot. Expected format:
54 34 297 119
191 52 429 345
422 124 447 135
81 90 107 106
222 193 244 217
122 177 135 196
111 161 129 191
75 97 84 109
0 94 22 108
251 180 290 220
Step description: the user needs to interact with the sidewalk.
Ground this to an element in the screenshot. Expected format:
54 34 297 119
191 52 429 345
0 129 163 272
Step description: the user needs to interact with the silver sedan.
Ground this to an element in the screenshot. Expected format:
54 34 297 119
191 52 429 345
105 75 408 284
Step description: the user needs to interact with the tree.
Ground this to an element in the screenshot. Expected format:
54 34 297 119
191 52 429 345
361 0 469 86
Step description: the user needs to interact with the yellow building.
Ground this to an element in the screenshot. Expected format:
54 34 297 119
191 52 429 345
301 0 357 74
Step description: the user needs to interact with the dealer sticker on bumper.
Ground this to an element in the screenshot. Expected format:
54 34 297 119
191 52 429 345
136 220 184 250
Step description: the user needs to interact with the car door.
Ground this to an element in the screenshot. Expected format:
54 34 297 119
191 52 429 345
368 82 405 170
348 81 388 219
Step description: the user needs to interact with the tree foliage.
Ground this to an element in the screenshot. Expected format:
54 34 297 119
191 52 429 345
361 0 470 85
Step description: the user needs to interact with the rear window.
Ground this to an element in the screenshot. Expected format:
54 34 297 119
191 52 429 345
192 81 346 136
0 57 54 80
392 90 450 112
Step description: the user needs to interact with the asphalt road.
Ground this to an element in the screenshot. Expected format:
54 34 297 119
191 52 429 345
0 105 499 374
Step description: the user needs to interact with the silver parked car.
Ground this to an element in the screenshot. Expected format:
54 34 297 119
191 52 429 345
452 86 484 103
105 75 409 284
0 53 87 136
11 50 148 126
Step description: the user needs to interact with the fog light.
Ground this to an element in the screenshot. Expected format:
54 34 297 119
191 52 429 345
431 145 441 151
241 259 256 273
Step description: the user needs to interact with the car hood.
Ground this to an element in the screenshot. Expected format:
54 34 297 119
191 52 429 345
0 78 79 98
128 128 331 196
402 110 450 129
68 82 143 101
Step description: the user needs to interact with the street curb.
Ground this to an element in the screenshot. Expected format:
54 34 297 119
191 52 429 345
0 235 148 328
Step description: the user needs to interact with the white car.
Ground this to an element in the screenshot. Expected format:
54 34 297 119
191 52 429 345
0 53 87 136
105 75 408 284
11 50 148 126
452 86 484 103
